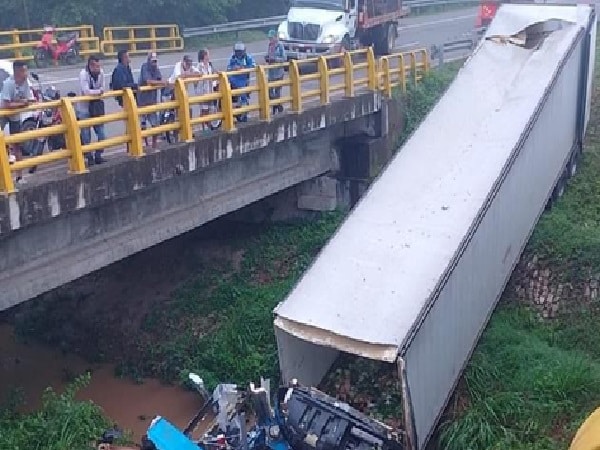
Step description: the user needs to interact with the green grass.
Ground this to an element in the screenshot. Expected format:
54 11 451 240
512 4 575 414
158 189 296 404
116 212 346 389
0 374 117 450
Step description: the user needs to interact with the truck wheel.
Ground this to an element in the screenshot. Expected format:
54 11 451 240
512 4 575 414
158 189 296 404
385 23 397 55
374 23 396 56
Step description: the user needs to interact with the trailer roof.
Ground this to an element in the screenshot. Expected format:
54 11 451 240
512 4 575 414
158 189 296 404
273 4 592 362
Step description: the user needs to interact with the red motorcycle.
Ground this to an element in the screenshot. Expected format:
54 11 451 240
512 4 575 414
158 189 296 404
34 26 80 68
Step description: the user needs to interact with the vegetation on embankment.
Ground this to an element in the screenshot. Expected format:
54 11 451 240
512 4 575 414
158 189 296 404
0 374 115 450
437 41 600 450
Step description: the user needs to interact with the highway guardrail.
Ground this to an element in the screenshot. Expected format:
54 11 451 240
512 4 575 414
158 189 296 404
101 24 184 57
183 0 480 37
0 47 428 195
0 25 100 62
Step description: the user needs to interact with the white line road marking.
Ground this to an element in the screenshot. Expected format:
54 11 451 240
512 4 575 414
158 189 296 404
398 13 477 31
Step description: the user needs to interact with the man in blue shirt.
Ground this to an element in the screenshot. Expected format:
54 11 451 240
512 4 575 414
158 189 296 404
226 42 256 90
110 50 137 107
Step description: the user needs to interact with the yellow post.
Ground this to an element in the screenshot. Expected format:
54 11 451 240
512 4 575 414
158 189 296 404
150 28 157 51
317 56 330 105
169 26 177 50
12 31 22 61
61 98 87 174
343 51 354 97
106 28 115 55
399 54 406 93
256 66 270 122
128 28 136 54
174 78 193 142
422 49 430 74
122 88 144 157
218 72 235 132
0 131 15 195
410 52 417 84
80 27 90 52
367 47 377 91
289 60 302 113
381 57 392 98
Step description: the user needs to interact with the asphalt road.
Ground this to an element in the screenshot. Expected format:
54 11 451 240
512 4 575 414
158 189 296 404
14 7 478 181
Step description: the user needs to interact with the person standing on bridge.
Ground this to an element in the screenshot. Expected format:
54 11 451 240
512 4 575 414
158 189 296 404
138 52 167 150
1 60 36 184
77 55 107 166
265 29 286 115
169 54 200 118
110 50 138 153
196 48 216 133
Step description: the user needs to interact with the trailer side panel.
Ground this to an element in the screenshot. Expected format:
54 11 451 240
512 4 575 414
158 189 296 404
404 26 588 450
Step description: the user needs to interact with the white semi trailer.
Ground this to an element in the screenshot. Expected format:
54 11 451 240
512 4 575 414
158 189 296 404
273 3 597 450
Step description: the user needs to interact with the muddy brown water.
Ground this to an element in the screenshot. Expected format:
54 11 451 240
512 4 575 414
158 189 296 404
0 323 203 441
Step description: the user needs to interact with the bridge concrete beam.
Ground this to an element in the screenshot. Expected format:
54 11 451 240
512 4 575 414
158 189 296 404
0 92 403 310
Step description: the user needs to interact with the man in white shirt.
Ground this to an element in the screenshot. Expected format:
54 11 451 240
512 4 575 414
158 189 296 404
169 55 199 117
1 60 36 183
77 55 106 166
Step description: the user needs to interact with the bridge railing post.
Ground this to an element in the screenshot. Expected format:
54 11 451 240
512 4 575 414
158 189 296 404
0 131 15 194
256 66 271 122
344 51 354 97
367 47 377 91
289 60 302 113
218 72 235 132
421 49 430 74
174 79 194 142
410 52 418 84
60 98 87 174
318 56 330 105
122 88 145 157
399 53 407 93
381 57 392 98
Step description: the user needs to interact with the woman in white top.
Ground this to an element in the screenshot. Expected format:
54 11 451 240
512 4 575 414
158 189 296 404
196 48 215 131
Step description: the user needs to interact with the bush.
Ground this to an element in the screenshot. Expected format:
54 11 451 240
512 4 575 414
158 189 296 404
0 374 111 450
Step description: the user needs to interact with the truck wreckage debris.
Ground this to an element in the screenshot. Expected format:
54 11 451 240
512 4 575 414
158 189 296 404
97 373 405 450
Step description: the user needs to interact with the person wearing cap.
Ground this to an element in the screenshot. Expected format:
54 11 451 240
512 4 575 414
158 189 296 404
169 54 200 118
139 52 167 150
265 29 287 115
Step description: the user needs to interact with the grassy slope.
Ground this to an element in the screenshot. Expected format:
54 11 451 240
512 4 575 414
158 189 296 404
438 38 600 450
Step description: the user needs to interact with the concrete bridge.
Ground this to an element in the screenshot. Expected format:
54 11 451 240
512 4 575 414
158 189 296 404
0 87 405 310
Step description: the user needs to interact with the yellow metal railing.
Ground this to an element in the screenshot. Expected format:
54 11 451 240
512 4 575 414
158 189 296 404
100 24 184 57
0 26 100 62
379 49 430 97
0 48 428 195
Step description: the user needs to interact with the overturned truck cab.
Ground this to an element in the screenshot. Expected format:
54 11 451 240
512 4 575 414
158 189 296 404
273 3 597 450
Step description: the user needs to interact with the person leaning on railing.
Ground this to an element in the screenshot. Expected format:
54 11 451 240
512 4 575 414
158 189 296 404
138 52 167 150
110 49 138 153
0 60 36 184
77 55 107 166
196 48 216 133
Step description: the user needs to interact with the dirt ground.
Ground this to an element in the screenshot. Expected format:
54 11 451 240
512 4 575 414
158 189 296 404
1 220 251 365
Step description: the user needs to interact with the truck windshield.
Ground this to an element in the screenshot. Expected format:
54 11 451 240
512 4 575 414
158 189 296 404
291 0 344 11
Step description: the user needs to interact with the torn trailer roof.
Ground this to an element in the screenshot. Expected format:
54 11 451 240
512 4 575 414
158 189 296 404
274 1 592 367
274 3 596 448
